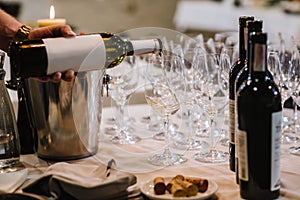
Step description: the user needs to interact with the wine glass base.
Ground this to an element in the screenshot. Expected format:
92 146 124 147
141 115 151 123
194 150 228 163
281 134 299 144
153 129 183 141
111 132 141 145
189 140 209 150
153 131 165 140
147 153 187 166
195 128 209 138
173 139 209 151
105 126 118 135
106 117 116 124
288 146 300 156
0 161 25 173
220 138 230 147
105 126 135 135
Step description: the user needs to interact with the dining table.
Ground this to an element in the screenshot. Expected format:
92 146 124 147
14 103 300 200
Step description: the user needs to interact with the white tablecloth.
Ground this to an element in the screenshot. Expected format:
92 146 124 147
19 104 300 199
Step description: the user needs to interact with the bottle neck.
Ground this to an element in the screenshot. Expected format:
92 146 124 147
249 42 267 73
126 39 162 56
239 26 247 60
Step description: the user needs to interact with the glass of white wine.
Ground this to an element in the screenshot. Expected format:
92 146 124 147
144 53 187 166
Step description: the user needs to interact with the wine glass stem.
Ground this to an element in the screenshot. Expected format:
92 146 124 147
163 115 171 153
210 118 216 150
116 100 127 131
293 101 298 134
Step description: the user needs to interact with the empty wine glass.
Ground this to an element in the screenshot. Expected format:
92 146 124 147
191 50 210 139
193 53 229 163
169 45 208 150
106 56 141 144
144 53 187 166
289 39 300 131
217 50 231 147
270 37 300 140
288 41 300 155
268 49 299 144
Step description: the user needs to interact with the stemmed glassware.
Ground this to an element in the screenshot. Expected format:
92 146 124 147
268 48 299 144
288 40 300 155
144 53 187 166
171 45 208 150
217 50 232 147
193 52 229 163
106 56 141 144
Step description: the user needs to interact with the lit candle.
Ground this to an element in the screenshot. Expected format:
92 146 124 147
37 5 66 27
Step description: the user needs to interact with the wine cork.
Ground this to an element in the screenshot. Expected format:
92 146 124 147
181 180 198 197
185 177 209 193
153 177 166 195
173 174 185 182
166 179 186 197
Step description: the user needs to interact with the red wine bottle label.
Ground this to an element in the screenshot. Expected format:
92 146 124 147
43 34 106 74
271 111 281 191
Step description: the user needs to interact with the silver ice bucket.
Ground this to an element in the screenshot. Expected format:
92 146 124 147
24 70 104 160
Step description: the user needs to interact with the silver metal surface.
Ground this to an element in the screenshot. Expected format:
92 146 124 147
26 70 104 160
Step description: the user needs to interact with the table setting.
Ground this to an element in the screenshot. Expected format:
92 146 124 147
0 18 300 200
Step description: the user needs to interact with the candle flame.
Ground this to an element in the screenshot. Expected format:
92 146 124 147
49 5 55 19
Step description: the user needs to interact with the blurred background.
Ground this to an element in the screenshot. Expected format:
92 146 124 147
0 0 299 109
0 0 299 40
0 0 178 33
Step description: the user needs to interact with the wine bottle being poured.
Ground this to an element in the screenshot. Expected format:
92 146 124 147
9 32 162 78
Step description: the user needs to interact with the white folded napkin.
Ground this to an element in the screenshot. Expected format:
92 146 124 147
23 162 136 200
0 168 28 194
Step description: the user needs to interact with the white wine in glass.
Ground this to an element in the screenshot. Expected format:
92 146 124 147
144 54 187 166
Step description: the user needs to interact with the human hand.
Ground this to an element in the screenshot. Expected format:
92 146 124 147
28 24 76 39
28 24 77 82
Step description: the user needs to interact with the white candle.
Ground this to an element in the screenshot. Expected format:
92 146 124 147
37 5 66 27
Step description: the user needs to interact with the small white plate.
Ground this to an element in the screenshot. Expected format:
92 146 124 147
141 177 218 200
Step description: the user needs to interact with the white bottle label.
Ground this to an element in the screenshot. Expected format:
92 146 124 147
271 111 281 191
237 129 248 181
43 34 106 74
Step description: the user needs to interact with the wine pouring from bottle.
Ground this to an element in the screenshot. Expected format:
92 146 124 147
8 33 162 161
9 33 162 78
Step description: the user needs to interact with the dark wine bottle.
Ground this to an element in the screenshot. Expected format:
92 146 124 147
236 32 281 200
235 20 264 94
233 20 264 182
228 16 254 172
9 33 162 78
